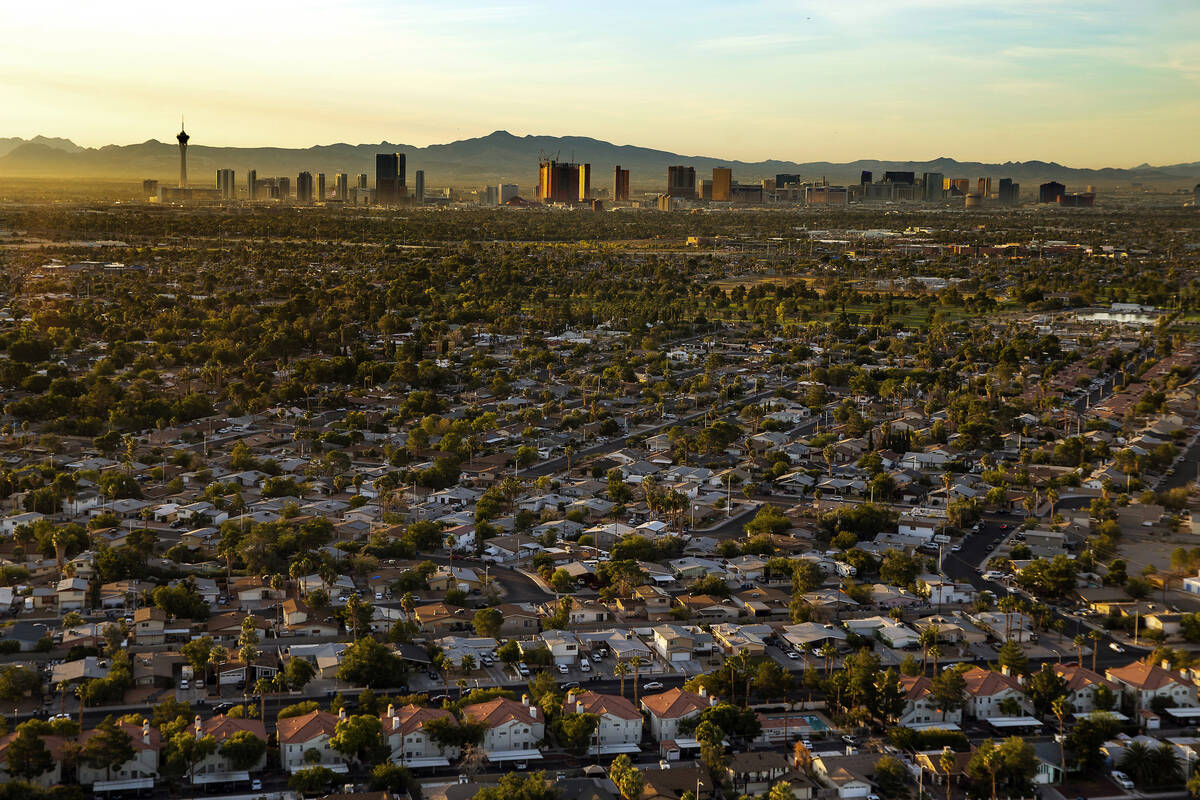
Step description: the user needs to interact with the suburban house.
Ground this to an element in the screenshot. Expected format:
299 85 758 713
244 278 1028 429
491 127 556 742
380 703 459 767
78 720 160 788
897 675 963 726
462 696 545 763
276 709 346 773
1053 664 1120 713
0 731 67 786
563 690 642 755
132 607 168 645
642 686 716 744
651 624 714 662
192 715 269 783
960 667 1030 719
1106 661 1199 710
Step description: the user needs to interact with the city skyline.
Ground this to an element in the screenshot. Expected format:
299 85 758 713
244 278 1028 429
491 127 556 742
3 1 1199 168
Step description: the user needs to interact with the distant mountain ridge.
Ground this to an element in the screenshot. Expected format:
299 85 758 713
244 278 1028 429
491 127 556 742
1 129 1197 189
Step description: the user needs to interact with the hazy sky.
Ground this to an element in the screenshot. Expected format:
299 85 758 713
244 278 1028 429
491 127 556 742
3 0 1198 166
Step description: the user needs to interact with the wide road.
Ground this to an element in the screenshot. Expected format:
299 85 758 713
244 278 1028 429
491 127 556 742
941 514 1148 670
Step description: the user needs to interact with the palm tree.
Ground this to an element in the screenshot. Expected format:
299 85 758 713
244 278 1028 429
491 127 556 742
819 643 836 677
920 627 939 673
457 678 468 700
255 676 272 722
1089 629 1102 672
1073 633 1086 665
1047 487 1059 520
1119 740 1153 787
614 661 629 699
631 655 645 706
940 747 956 800
929 644 943 674
1052 697 1070 780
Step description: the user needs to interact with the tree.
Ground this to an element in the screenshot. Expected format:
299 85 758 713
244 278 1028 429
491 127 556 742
1066 712 1120 775
967 740 1004 800
554 712 598 755
1024 663 1068 716
472 607 503 638
1052 696 1070 779
630 655 645 706
82 717 136 781
939 747 956 800
0 665 41 704
330 714 388 766
283 657 317 690
610 754 645 800
614 661 629 699
336 637 405 688
471 772 562 800
163 730 218 785
873 755 910 799
996 640 1028 674
289 765 335 794
6 724 54 780
219 730 267 771
929 669 966 722
370 762 416 795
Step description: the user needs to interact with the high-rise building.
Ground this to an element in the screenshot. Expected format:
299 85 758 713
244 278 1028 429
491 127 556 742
415 170 425 203
484 186 500 206
977 177 992 199
357 173 368 190
577 163 591 202
297 172 314 203
776 173 802 188
537 160 585 203
711 167 733 202
922 172 944 202
375 153 406 205
335 172 349 201
1194 184 1200 206
613 166 630 201
216 169 236 200
142 179 159 199
666 165 696 199
317 173 326 202
884 171 914 185
276 177 290 200
247 169 257 200
998 178 1020 205
176 119 189 188
860 171 873 185
944 178 969 196
1039 181 1066 204
499 183 519 204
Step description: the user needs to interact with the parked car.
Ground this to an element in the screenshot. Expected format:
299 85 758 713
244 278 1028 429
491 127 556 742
557 664 569 674
1112 771 1134 790
1109 642 1125 653
642 681 664 690
251 779 262 792
580 660 591 672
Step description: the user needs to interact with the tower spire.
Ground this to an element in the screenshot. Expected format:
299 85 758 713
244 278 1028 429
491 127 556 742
176 116 190 188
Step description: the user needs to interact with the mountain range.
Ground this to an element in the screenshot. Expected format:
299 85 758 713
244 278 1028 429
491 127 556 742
1 130 1197 190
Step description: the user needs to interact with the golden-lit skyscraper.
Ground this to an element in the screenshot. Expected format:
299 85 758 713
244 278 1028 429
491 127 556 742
578 163 591 202
711 167 732 202
537 160 588 203
613 165 630 201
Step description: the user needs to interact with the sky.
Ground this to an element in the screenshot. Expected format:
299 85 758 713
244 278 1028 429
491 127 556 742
2 0 1198 167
